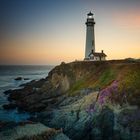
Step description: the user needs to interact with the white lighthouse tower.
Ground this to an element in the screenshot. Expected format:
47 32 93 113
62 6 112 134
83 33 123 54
85 12 95 59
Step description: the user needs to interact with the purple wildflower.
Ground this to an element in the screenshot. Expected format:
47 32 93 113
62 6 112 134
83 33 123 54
98 80 119 105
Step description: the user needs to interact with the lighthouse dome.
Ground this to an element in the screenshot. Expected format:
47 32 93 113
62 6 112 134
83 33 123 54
87 12 93 19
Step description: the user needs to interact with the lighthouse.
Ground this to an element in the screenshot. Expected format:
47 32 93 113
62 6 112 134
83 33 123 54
84 12 107 61
85 12 95 59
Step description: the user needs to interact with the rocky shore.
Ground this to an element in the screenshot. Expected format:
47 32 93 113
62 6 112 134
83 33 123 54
0 122 70 140
1 60 140 140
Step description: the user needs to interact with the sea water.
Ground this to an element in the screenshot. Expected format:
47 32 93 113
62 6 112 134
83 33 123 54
0 65 54 122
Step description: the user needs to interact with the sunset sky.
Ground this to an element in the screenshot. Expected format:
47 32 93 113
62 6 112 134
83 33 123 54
0 0 140 65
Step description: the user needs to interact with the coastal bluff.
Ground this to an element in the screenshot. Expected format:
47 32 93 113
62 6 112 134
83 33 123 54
3 60 140 140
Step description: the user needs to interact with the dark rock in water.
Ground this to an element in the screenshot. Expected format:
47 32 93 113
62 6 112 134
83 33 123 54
8 86 34 101
19 80 36 87
20 79 46 88
4 89 13 95
3 103 17 110
14 77 29 81
15 77 22 81
24 78 29 80
0 121 17 132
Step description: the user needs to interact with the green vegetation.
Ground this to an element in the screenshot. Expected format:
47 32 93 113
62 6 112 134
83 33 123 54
93 67 118 89
66 61 140 107
119 66 140 106
119 69 140 90
68 79 86 96
68 64 119 96
48 60 140 107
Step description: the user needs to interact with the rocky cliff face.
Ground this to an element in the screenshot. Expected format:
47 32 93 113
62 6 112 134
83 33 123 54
0 123 70 140
3 60 140 140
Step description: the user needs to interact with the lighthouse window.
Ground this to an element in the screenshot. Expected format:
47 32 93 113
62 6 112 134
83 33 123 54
88 15 93 19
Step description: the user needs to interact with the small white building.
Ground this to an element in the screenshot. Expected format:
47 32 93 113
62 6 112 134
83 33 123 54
84 12 107 61
88 50 107 61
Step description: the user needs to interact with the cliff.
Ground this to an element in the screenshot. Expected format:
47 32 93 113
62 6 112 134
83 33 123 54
0 123 70 140
3 60 140 140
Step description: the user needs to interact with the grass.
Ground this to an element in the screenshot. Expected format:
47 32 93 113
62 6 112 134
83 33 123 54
93 67 118 89
118 67 140 106
68 79 86 96
53 61 140 107
119 70 140 90
68 65 118 96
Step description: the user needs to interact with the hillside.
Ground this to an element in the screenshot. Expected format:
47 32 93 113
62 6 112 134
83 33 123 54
2 60 140 140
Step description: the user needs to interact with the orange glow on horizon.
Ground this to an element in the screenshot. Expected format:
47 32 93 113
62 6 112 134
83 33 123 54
0 8 140 65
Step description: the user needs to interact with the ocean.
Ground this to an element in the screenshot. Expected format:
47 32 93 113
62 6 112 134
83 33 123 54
0 65 54 122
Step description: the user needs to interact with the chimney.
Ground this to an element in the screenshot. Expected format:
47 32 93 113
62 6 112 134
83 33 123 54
101 50 104 53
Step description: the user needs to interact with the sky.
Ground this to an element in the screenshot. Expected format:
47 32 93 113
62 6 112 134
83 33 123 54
0 0 140 65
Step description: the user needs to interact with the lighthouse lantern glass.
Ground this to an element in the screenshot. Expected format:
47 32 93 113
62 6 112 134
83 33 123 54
88 15 93 19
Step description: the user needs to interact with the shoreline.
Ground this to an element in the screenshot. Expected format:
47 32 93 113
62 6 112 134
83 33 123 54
1 60 140 140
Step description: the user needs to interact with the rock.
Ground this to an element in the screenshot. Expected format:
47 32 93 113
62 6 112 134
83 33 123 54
8 87 34 101
0 121 17 132
94 106 114 140
24 78 29 80
5 61 140 140
117 109 140 140
0 123 70 140
3 103 17 110
15 77 22 81
4 89 13 95
51 133 70 140
20 79 46 88
38 92 99 140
